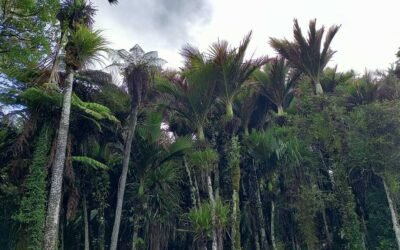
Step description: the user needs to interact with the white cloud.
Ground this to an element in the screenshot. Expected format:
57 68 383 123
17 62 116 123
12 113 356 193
94 0 400 73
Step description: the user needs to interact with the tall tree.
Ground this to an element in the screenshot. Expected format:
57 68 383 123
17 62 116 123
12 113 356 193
270 19 340 95
44 23 108 250
107 44 166 250
208 32 265 249
126 112 191 250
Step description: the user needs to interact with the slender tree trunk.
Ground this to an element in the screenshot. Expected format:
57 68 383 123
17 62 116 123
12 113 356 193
110 105 139 250
184 157 198 208
321 209 332 247
271 200 277 250
358 204 368 249
231 190 240 250
98 208 105 250
207 173 218 250
257 188 268 249
217 227 224 250
253 165 268 249
194 176 201 206
382 178 400 249
214 164 220 199
83 195 89 250
230 136 241 250
254 230 261 250
43 70 74 250
131 219 138 250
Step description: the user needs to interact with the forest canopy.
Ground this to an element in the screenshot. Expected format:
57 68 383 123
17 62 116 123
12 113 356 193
1 0 400 250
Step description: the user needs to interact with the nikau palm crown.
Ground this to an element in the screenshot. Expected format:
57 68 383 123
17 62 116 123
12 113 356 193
270 19 340 95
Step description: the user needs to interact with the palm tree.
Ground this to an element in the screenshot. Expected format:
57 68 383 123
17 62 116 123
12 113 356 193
125 112 191 250
156 49 217 141
254 57 300 115
345 71 379 107
320 66 354 93
270 19 340 95
44 26 108 250
209 32 266 119
188 147 220 250
206 32 265 249
107 44 166 250
234 84 259 135
246 128 301 250
157 51 219 248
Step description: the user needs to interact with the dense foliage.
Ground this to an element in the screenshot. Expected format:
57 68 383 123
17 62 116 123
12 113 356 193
1 1 400 250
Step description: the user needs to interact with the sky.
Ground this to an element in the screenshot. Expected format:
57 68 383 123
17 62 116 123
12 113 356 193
94 0 400 74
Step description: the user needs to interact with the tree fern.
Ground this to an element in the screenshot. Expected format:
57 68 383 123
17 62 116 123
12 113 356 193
72 156 109 170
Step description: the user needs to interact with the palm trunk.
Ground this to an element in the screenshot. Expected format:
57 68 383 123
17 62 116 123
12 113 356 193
184 157 198 208
131 218 138 250
214 164 220 199
271 200 276 250
315 81 324 95
252 163 267 250
277 105 284 116
226 101 234 120
110 105 139 250
321 209 332 246
198 126 205 141
83 195 89 250
382 177 400 249
244 126 249 136
98 208 105 250
43 70 74 250
230 136 241 250
194 177 201 206
217 227 224 250
231 190 240 249
254 228 261 250
359 204 368 249
256 181 268 249
207 173 218 250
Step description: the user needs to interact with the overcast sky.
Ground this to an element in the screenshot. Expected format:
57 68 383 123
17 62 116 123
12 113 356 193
94 0 400 73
